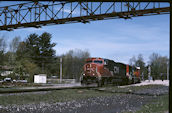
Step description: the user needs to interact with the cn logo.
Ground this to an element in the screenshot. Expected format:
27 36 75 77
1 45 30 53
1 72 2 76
114 66 119 74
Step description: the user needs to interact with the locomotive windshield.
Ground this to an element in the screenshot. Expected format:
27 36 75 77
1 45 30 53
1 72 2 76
86 60 92 63
93 60 103 64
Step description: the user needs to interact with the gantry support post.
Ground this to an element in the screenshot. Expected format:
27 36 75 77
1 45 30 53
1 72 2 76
169 1 172 112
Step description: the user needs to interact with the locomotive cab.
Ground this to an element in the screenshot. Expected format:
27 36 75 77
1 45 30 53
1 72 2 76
103 59 108 65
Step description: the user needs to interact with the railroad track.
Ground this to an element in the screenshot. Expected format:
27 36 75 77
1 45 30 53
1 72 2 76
1 81 168 95
0 84 97 94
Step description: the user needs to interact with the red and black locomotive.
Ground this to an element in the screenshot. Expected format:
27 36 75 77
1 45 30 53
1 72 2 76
81 57 141 86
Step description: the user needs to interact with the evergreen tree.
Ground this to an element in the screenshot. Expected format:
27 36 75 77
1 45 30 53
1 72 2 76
24 32 56 75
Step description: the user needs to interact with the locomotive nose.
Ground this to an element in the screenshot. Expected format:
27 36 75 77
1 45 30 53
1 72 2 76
86 64 96 70
85 63 97 75
91 63 96 68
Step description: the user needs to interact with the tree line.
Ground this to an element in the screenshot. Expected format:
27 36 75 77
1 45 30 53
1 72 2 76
129 53 169 80
0 32 90 82
0 32 169 82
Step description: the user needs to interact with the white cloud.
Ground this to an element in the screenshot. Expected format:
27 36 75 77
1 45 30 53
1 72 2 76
63 9 80 15
54 5 80 16
21 27 46 32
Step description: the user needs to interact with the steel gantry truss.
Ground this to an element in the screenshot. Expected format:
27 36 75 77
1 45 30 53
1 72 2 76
0 1 170 31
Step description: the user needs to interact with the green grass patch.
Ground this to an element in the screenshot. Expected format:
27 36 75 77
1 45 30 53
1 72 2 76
0 89 115 106
125 95 169 113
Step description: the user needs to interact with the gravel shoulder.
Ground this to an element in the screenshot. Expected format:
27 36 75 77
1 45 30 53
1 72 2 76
0 93 160 113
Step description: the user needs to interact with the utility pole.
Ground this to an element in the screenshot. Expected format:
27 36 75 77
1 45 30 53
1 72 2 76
42 62 44 73
60 57 62 83
167 61 169 80
148 65 151 82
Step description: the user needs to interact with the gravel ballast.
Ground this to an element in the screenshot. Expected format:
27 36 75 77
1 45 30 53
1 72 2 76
0 94 157 113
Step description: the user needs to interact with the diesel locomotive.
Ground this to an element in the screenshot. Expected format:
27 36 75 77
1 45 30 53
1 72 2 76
81 57 141 86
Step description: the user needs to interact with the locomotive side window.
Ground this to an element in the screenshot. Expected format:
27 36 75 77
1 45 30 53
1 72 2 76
94 60 103 64
104 60 108 65
114 66 119 74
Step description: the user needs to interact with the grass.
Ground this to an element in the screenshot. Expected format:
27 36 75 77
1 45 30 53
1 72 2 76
125 95 169 113
0 82 51 88
98 84 168 93
0 89 115 106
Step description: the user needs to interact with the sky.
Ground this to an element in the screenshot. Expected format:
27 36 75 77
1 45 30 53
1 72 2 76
0 2 170 64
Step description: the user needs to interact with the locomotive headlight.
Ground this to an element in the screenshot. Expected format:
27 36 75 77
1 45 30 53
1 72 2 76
93 73 95 75
83 73 85 75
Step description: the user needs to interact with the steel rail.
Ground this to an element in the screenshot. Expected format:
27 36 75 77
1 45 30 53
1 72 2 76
0 85 97 94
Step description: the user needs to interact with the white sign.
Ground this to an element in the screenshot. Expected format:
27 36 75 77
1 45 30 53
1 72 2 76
34 74 47 83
